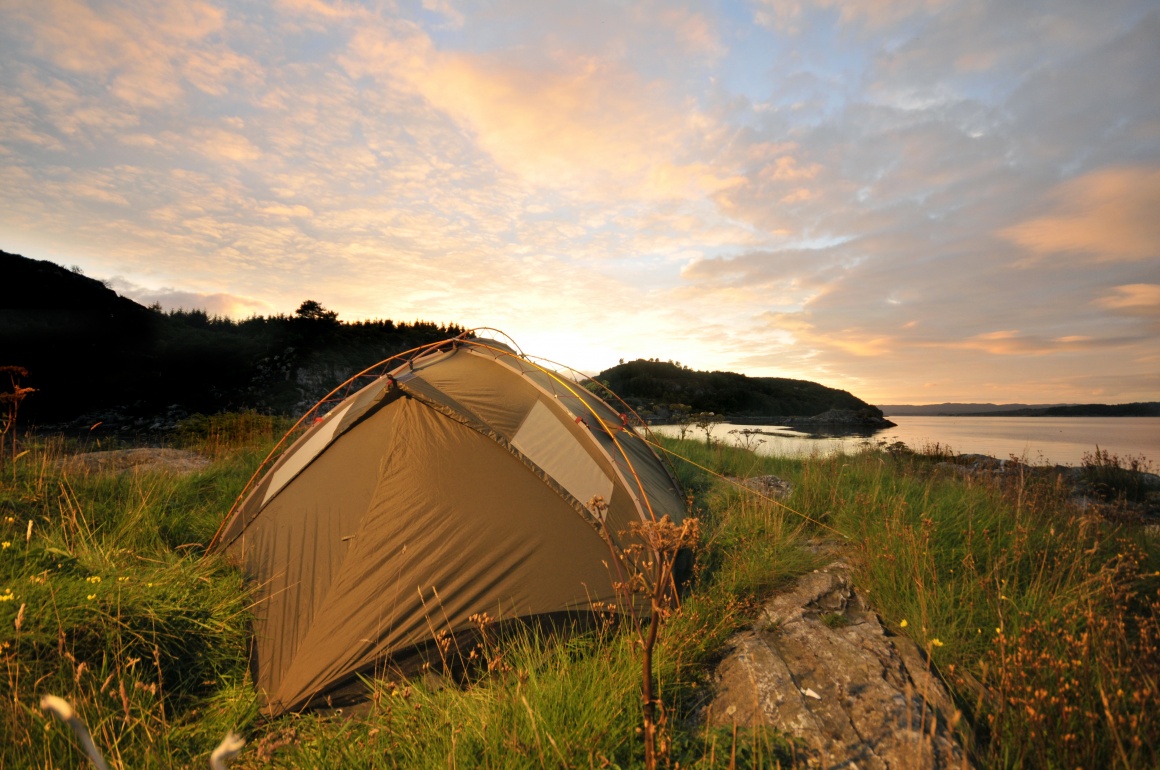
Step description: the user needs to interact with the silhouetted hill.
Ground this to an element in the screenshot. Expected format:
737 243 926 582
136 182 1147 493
1 250 462 426
597 359 885 420
2 251 164 424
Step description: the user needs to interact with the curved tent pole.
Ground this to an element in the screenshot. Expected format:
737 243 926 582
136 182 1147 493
208 331 681 551
458 327 525 356
518 352 684 496
463 341 663 525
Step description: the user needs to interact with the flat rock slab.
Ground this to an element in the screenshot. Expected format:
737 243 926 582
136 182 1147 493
702 561 972 769
730 474 794 499
55 448 212 476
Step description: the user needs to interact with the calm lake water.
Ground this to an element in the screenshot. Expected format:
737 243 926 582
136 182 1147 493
652 416 1160 467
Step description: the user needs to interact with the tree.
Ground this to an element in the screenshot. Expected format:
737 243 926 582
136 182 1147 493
692 412 720 446
295 300 338 323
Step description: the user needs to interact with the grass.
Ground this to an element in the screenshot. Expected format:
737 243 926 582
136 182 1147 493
1081 447 1157 504
0 422 1156 768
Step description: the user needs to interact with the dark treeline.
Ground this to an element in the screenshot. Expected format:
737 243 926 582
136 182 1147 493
2 250 463 425
597 358 884 419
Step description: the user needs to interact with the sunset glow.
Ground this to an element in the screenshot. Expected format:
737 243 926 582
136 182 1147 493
2 0 1157 403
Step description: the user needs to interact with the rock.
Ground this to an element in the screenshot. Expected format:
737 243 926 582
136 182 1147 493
700 560 972 769
778 409 897 430
730 474 794 500
55 448 212 476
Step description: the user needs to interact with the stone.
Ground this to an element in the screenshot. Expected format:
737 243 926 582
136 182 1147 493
55 448 212 476
700 560 973 769
730 474 794 500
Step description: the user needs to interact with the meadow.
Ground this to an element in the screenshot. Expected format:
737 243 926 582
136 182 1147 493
1 416 1156 768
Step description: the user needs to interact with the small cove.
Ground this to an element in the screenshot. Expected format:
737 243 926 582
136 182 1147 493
651 415 1160 466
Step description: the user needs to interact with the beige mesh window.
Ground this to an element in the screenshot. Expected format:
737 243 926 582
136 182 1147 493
511 400 613 509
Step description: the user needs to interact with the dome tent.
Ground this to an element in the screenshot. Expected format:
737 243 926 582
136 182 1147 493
210 334 687 716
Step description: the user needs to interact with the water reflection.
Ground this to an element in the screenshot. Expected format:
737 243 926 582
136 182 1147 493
652 416 1160 466
653 422 884 460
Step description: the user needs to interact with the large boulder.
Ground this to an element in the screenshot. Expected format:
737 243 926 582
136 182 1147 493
700 559 972 769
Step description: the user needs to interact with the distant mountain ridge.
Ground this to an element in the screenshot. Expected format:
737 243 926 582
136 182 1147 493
880 403 1071 416
881 402 1160 417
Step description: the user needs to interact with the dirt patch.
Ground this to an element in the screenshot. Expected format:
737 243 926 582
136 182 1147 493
55 448 212 476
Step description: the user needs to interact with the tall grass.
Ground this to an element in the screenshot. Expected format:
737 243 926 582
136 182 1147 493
2 426 1155 768
792 449 1159 768
0 430 267 768
1 427 815 768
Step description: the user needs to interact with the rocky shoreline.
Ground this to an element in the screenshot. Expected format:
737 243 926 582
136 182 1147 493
648 408 896 432
768 408 897 430
931 452 1160 521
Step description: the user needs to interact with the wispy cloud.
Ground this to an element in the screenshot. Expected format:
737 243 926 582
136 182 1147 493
0 0 1157 402
1096 284 1160 315
106 276 274 318
1003 167 1160 263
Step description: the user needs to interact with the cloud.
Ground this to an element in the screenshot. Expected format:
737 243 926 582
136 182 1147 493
188 127 264 162
754 0 953 34
420 0 465 29
1 0 1157 404
1003 167 1160 263
944 330 1098 356
7 0 230 108
261 204 314 218
1095 284 1160 315
340 21 741 202
106 277 275 318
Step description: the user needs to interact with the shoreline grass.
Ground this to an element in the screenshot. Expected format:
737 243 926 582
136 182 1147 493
1 423 1156 768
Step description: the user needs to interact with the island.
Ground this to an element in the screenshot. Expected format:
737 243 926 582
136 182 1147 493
596 359 894 430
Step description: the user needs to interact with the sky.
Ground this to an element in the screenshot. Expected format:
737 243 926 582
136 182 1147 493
2 0 1158 404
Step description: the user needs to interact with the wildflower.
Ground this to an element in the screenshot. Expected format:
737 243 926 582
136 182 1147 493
86 594 96 601
86 576 101 584
1 542 9 550
931 638 944 647
4 516 13 524
899 619 908 628
0 589 14 602
117 576 129 583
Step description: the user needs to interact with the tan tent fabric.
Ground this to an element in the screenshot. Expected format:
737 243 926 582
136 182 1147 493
214 337 685 715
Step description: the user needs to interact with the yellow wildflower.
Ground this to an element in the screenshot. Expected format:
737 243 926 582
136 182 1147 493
931 638 944 647
87 594 96 601
899 619 908 628
86 576 101 584
1 542 10 550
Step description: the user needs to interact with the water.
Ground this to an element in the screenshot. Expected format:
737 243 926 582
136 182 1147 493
652 416 1160 467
